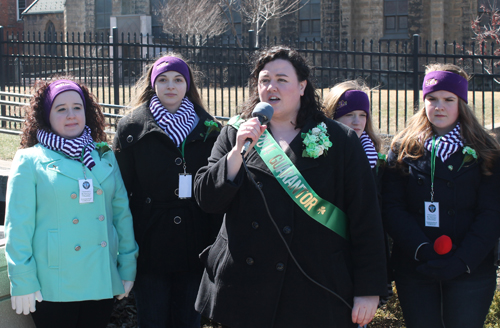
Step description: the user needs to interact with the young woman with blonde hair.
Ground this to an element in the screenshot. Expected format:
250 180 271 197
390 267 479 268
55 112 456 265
383 63 500 328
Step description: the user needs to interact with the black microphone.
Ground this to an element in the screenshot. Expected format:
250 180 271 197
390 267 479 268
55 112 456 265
241 102 274 155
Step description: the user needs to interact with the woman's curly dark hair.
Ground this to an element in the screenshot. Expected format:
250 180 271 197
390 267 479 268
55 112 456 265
21 76 107 148
240 46 325 128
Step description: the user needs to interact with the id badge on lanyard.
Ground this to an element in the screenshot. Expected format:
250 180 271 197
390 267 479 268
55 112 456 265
177 140 192 199
425 136 440 227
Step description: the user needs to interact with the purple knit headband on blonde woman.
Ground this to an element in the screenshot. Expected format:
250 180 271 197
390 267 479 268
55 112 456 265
334 90 370 119
43 80 86 127
150 56 191 91
422 71 468 103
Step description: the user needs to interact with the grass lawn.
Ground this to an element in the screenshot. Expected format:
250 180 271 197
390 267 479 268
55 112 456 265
0 133 20 160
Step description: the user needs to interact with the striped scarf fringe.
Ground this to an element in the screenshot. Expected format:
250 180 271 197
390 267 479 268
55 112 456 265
149 95 196 147
359 131 378 169
37 126 96 170
424 122 463 162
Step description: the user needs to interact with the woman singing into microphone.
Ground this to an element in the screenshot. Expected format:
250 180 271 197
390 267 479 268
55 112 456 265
194 46 387 328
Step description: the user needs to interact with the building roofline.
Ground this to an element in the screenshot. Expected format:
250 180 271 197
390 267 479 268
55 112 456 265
21 0 40 16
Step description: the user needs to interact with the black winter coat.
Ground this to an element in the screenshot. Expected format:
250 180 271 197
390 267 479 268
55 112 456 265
113 102 222 274
194 117 387 328
382 148 500 276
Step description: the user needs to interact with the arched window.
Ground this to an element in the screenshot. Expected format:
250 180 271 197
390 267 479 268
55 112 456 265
46 21 57 56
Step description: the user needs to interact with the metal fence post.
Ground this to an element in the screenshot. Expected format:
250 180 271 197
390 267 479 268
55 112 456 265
0 26 5 128
412 34 420 112
112 27 119 108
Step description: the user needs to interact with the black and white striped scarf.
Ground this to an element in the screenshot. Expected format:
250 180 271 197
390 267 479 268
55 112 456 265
424 122 463 162
359 131 378 169
149 95 196 147
37 126 96 170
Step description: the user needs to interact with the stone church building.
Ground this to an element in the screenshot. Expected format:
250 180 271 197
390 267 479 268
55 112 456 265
0 0 488 45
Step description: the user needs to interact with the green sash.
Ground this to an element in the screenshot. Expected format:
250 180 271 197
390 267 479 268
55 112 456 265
229 116 349 240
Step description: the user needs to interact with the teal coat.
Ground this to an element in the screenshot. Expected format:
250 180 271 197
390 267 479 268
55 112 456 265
5 143 138 302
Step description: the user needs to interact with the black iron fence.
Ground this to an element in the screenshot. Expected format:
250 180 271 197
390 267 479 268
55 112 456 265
1 26 500 135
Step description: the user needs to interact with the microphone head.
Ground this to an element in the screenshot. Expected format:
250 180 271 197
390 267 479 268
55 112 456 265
252 102 274 125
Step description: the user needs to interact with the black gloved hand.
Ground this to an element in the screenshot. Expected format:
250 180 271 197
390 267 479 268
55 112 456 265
416 243 455 262
416 243 440 261
416 256 468 281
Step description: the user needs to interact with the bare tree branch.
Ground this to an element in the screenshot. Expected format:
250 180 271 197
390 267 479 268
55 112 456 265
218 0 243 48
468 0 500 83
239 0 308 46
160 0 228 45
219 0 309 47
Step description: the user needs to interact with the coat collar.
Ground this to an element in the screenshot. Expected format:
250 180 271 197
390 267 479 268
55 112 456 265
119 101 219 149
403 148 479 179
35 143 114 184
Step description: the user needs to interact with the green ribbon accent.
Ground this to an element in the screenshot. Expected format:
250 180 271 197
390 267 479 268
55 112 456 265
430 136 441 202
229 116 349 240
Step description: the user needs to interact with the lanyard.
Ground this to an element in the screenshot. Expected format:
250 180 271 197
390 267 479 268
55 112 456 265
178 139 187 174
430 136 441 202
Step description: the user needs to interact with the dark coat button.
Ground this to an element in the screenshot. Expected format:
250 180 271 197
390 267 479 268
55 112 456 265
126 135 133 143
174 216 182 224
276 263 285 271
251 221 259 229
447 181 454 188
448 209 455 216
256 181 263 189
145 197 151 204
175 157 183 165
283 226 292 234
417 178 424 185
246 257 254 265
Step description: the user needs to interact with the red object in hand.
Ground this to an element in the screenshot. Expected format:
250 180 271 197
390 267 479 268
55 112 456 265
434 235 452 255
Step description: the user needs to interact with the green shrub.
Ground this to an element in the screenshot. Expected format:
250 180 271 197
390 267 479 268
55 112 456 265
484 290 500 328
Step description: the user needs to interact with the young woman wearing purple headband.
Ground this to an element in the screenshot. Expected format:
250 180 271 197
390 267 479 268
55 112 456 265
382 63 500 327
324 80 383 173
113 54 222 327
324 80 393 317
5 77 138 327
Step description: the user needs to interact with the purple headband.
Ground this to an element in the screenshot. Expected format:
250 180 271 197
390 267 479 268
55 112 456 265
333 90 370 119
150 56 190 91
422 71 468 103
43 80 86 126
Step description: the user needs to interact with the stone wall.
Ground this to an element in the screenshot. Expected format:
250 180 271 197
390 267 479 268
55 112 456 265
119 0 150 15
264 0 479 45
64 0 94 35
351 0 384 41
24 13 64 37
